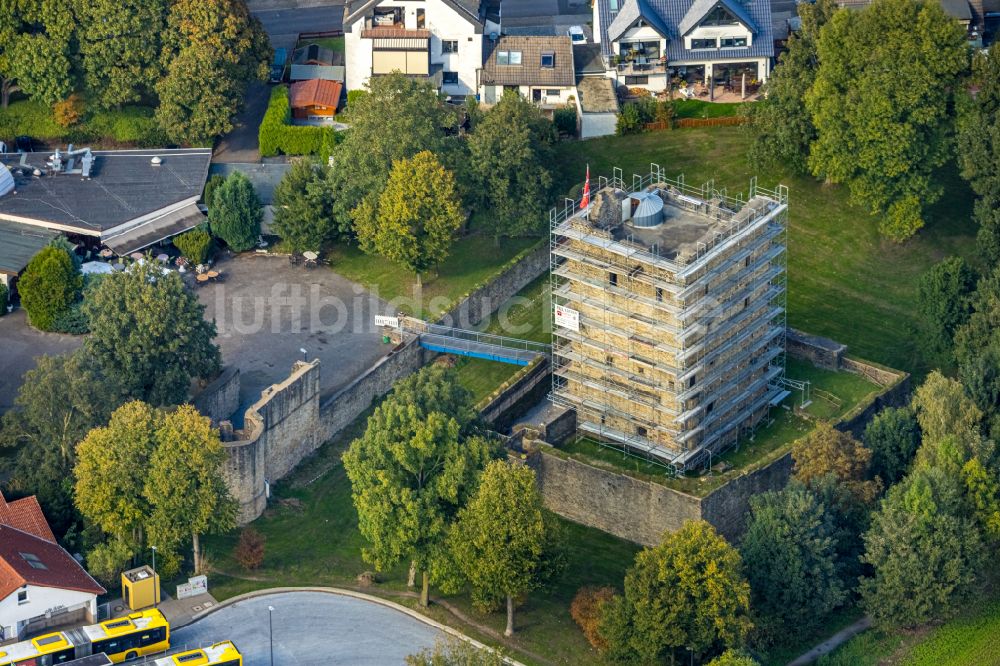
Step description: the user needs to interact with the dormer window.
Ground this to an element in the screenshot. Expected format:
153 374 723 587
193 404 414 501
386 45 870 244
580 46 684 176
497 50 522 65
691 38 717 49
700 5 740 25
609 0 620 12
720 36 747 47
541 52 555 68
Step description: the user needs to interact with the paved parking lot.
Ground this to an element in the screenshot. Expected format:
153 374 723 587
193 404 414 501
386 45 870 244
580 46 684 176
0 310 83 412
197 255 394 415
171 591 447 665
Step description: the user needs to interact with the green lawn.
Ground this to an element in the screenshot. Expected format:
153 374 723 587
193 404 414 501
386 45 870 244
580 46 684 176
673 99 745 119
298 36 345 54
327 235 540 320
203 408 638 666
785 356 883 421
555 129 978 377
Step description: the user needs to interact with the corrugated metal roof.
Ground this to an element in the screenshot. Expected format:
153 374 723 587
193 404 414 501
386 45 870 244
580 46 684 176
0 220 57 275
290 64 346 82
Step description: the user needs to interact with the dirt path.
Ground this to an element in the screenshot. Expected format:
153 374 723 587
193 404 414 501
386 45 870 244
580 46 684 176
786 616 872 665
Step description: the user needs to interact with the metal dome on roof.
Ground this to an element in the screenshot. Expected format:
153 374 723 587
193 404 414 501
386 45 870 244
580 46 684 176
630 191 663 228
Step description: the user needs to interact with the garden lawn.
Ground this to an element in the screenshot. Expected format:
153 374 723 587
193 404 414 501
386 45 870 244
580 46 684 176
327 235 540 320
555 128 977 377
299 36 345 54
672 99 744 119
0 99 166 147
202 408 639 666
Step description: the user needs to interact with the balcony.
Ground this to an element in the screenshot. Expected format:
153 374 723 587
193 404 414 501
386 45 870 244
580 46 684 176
613 56 667 77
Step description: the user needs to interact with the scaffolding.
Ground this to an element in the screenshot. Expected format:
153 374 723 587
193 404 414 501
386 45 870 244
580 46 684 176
550 164 789 473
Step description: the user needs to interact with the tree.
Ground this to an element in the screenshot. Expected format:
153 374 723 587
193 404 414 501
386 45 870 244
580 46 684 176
863 406 921 485
599 521 752 663
330 73 456 233
954 274 1000 436
234 528 266 570
911 370 983 445
708 650 762 666
342 366 495 607
0 353 117 537
74 401 160 552
740 486 845 643
75 0 167 108
209 172 262 252
792 421 882 505
860 465 986 629
271 158 340 253
467 91 555 239
746 0 837 172
156 0 270 143
961 457 1000 544
956 43 1000 202
144 405 235 573
17 245 82 332
83 262 221 406
0 1 75 108
354 151 463 287
446 461 549 636
406 638 506 666
805 0 967 240
570 586 616 651
917 257 977 365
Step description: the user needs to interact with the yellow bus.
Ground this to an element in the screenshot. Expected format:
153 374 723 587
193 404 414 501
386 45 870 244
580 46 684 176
152 641 242 666
0 609 170 665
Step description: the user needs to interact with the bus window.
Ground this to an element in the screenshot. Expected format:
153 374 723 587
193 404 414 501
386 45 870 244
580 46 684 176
139 628 166 647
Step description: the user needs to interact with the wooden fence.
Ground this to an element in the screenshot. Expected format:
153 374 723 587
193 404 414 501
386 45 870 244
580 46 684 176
644 116 748 131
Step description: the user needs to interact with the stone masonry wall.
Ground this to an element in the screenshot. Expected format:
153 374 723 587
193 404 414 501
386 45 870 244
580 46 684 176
192 367 241 425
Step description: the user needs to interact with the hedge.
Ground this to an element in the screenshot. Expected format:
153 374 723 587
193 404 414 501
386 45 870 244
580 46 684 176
0 100 166 147
259 86 341 158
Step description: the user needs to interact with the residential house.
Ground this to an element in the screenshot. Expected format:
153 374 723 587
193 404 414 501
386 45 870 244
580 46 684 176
343 0 499 96
289 79 344 119
479 36 577 108
592 0 774 92
0 491 105 641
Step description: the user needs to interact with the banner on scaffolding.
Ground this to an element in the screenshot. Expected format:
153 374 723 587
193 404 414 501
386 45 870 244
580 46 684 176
554 304 580 332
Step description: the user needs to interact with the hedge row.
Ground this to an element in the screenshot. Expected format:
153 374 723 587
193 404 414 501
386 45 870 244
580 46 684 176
0 100 167 147
258 86 341 158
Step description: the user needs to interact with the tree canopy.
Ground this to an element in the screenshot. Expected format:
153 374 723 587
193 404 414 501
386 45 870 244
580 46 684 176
805 0 967 240
863 406 921 486
0 0 75 108
792 421 882 505
83 262 221 406
209 172 262 252
17 245 82 332
271 159 340 253
917 256 977 367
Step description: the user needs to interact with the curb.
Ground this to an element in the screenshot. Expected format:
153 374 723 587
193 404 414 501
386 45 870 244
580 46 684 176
181 586 526 665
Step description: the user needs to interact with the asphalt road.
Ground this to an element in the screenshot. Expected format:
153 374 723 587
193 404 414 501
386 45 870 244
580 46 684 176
255 6 343 48
0 310 83 412
171 592 447 665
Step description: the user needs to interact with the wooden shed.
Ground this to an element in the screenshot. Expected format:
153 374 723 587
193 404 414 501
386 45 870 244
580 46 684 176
289 79 343 119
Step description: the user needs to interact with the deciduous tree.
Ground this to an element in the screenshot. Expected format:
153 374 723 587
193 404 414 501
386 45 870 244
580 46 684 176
145 405 236 573
740 486 845 643
209 172 262 252
467 91 555 239
956 43 1000 202
83 262 221 406
792 421 881 505
406 638 506 666
917 257 977 366
954 274 1000 437
708 650 762 666
17 245 82 332
863 406 921 485
911 370 983 445
805 0 967 240
271 159 339 253
599 521 752 663
354 151 463 286
445 461 550 636
0 0 75 107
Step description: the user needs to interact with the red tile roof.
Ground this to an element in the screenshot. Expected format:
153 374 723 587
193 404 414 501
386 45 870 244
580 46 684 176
0 525 106 601
0 491 56 543
289 79 343 110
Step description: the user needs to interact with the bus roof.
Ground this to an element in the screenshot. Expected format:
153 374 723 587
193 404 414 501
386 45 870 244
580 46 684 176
81 608 167 642
0 630 77 663
153 641 240 665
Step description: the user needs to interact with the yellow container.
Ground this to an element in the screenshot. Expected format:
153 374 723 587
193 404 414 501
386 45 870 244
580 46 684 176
121 565 161 610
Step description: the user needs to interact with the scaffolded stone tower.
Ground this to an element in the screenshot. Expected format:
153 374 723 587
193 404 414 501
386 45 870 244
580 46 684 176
550 165 789 472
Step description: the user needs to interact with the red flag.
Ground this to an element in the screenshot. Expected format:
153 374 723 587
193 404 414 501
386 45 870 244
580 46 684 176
580 165 590 209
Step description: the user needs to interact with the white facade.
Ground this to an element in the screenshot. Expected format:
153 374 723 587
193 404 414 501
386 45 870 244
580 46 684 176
0 584 99 641
479 84 576 107
345 0 491 96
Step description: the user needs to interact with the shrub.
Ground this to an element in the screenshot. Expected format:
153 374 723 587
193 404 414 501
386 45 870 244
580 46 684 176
234 528 265 570
173 227 213 264
53 94 85 128
553 107 577 137
85 107 167 145
18 246 83 332
616 103 643 135
51 301 90 334
347 89 368 108
258 86 340 158
203 174 225 208
0 283 7 314
209 172 261 252
570 586 615 651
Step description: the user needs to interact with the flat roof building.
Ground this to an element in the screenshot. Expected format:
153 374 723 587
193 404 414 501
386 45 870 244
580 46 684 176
550 166 788 471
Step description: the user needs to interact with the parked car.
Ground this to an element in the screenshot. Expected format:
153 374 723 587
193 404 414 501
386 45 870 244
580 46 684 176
270 48 288 83
568 26 586 44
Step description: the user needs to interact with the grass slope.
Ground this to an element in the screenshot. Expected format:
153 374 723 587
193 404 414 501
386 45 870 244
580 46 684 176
555 129 977 376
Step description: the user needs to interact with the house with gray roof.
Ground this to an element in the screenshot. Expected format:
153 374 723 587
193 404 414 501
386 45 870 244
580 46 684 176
479 36 577 108
0 147 211 283
592 0 773 92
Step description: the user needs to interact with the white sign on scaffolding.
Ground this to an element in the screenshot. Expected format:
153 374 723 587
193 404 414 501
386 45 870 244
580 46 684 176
374 315 400 328
554 304 580 332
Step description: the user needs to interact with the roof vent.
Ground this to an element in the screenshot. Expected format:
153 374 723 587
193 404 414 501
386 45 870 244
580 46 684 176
32 168 42 177
151 156 162 166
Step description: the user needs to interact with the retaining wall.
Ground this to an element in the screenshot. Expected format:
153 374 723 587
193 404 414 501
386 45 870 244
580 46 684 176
192 367 241 425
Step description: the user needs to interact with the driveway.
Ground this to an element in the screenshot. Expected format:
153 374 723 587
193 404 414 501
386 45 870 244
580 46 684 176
0 310 83 412
171 591 446 665
197 255 394 419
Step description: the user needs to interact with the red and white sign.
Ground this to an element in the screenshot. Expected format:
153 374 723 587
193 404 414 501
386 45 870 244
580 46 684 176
554 304 580 332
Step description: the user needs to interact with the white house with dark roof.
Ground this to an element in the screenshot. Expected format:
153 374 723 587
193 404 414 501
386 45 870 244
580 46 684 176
479 36 577 108
343 0 499 96
593 0 773 92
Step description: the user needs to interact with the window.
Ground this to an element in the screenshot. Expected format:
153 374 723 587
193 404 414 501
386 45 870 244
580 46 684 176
442 40 458 54
688 374 697 388
691 38 716 49
624 75 648 85
609 0 620 12
606 354 615 366
541 52 555 68
636 426 648 437
495 50 522 65
546 89 561 96
700 5 740 25
609 272 618 286
139 627 167 647
743 296 750 310
706 401 715 414
442 71 458 84
20 552 47 570
655 287 663 302
416 8 425 28
17 589 28 605
720 36 747 47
